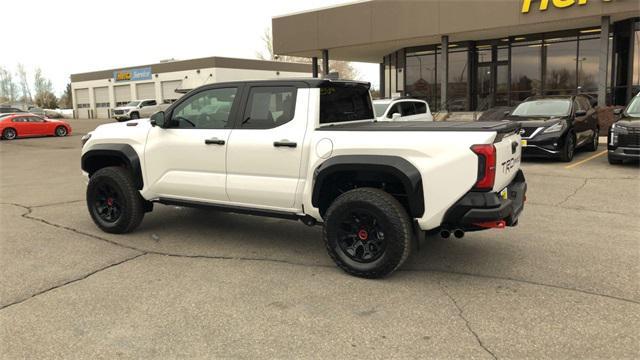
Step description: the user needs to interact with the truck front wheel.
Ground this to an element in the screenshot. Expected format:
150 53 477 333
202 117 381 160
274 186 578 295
86 166 145 234
323 188 413 278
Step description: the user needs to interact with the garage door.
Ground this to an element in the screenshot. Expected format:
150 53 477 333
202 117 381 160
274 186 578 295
114 85 131 106
136 82 155 100
161 80 182 103
94 87 110 119
75 88 90 118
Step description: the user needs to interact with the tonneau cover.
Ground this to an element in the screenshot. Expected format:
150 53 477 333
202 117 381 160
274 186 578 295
319 120 520 133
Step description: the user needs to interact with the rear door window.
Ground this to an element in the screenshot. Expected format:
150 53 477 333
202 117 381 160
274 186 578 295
241 86 296 129
400 102 416 116
319 84 373 124
414 102 427 114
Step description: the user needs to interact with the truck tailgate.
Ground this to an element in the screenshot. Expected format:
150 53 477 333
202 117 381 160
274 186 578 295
492 132 522 192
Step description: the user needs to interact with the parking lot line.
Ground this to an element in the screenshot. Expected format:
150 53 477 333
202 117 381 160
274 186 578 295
565 150 607 169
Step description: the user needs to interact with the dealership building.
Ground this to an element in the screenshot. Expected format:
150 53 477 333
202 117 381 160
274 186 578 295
272 0 639 111
70 57 311 118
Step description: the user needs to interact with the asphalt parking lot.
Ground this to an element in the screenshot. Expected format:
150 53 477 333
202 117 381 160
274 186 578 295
1 118 638 359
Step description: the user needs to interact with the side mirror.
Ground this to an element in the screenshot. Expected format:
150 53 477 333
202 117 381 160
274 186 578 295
575 110 587 117
391 113 401 121
503 110 510 116
613 108 623 115
150 111 165 127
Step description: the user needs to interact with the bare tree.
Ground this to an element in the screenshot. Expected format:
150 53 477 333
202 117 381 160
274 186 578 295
257 27 359 80
0 66 19 103
33 68 58 108
16 63 32 103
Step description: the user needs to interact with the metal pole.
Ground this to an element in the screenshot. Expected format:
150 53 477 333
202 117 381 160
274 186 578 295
440 35 449 111
598 16 610 107
312 57 319 78
322 49 329 76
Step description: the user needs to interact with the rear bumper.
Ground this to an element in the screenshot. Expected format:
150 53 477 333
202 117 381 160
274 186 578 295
442 170 527 231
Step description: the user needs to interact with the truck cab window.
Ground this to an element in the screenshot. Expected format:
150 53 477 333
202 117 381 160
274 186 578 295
320 84 373 124
241 87 296 129
170 87 237 129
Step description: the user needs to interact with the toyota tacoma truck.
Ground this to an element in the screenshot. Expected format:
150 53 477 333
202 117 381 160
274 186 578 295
81 79 526 278
112 99 168 121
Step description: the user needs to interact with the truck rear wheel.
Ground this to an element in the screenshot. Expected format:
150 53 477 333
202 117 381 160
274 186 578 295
323 188 412 278
86 166 145 234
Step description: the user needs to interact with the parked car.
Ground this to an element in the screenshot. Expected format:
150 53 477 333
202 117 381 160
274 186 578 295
373 98 433 122
0 113 72 140
81 79 526 278
112 99 168 121
608 93 640 164
27 107 46 117
505 95 599 162
0 106 25 115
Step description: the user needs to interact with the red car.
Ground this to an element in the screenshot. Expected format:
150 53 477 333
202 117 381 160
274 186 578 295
0 113 72 140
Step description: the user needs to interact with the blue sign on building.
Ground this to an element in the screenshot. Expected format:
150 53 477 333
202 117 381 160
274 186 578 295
113 67 152 82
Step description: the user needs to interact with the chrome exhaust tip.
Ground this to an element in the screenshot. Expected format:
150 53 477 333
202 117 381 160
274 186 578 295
440 229 451 239
453 229 465 238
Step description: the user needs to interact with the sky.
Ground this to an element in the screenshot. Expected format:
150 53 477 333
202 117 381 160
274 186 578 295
2 0 378 96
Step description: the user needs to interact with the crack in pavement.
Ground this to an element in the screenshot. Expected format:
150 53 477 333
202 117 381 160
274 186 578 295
556 178 589 207
0 253 146 311
439 282 498 360
2 201 639 308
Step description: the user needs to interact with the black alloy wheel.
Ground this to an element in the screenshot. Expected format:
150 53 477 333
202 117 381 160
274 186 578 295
130 112 139 119
324 188 413 278
93 182 122 223
86 166 145 234
586 127 599 152
336 209 387 263
560 134 575 162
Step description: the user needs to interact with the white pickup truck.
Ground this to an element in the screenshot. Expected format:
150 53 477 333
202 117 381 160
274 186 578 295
81 79 526 278
112 99 168 121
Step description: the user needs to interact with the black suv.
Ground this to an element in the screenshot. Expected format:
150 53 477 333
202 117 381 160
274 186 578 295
506 95 599 162
608 93 640 165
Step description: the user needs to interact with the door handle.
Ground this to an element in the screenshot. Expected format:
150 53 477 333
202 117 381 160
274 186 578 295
205 138 225 145
273 140 297 148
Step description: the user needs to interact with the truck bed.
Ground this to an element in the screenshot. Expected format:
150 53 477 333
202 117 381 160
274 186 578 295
318 120 520 134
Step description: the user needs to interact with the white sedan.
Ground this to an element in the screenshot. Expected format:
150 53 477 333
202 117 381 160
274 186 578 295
373 98 433 122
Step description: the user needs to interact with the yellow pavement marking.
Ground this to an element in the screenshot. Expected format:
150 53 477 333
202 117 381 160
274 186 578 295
564 150 607 169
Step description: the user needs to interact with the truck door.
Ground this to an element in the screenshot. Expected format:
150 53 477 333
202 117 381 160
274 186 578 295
144 86 240 202
225 85 308 210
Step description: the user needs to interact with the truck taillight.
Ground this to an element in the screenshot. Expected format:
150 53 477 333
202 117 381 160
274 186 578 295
471 144 496 191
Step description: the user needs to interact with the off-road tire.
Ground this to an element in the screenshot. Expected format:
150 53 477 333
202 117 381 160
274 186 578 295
585 127 599 152
323 187 413 278
559 133 576 162
86 166 145 234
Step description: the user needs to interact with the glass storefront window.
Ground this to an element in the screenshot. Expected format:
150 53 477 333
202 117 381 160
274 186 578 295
448 49 469 111
545 37 578 95
634 30 640 95
511 43 541 104
577 36 600 96
405 50 440 110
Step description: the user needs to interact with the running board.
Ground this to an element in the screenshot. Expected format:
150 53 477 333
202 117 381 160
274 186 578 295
157 197 302 221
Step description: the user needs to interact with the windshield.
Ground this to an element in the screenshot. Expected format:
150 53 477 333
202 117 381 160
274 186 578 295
125 101 141 107
511 99 571 117
625 96 640 117
373 103 389 117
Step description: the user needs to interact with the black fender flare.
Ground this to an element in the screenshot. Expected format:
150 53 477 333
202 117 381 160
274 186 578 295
81 144 143 189
312 155 424 217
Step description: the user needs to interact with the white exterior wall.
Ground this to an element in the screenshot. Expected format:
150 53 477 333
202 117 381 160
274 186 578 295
71 66 310 119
